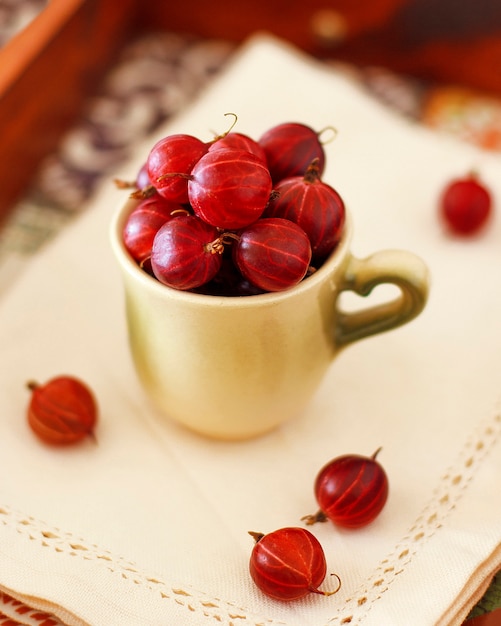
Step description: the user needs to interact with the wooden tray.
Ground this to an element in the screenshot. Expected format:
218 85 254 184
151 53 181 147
1 0 501 220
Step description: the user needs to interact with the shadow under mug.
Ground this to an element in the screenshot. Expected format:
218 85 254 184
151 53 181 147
110 199 430 440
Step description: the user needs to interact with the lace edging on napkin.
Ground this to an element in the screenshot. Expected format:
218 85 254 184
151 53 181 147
0 506 286 626
327 406 501 626
1 404 500 626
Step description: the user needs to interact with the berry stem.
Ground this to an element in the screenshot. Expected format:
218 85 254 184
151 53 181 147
209 112 239 143
301 510 328 525
130 185 157 200
156 172 193 183
169 208 191 217
248 531 265 543
222 112 238 135
113 178 136 189
317 125 338 145
303 158 322 184
87 429 98 444
310 572 342 596
204 237 226 255
220 232 240 245
372 446 383 460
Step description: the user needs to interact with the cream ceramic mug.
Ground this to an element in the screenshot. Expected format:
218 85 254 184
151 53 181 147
111 199 429 440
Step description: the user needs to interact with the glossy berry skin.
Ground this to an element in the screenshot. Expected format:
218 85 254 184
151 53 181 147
147 133 208 203
234 218 312 292
27 376 97 445
123 197 187 265
208 131 267 163
258 122 326 183
304 449 389 529
135 162 151 190
265 159 345 262
440 173 492 236
249 527 331 601
188 148 273 229
151 214 223 290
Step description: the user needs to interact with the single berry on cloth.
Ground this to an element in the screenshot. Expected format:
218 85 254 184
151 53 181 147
248 527 341 601
302 448 389 528
26 376 98 445
439 172 493 236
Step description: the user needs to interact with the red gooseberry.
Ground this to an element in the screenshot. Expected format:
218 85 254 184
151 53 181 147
439 172 493 236
26 376 98 445
188 147 273 229
258 122 327 183
302 448 389 529
113 162 151 192
135 161 152 190
151 214 224 290
233 217 312 292
209 131 267 163
122 196 188 265
146 133 208 203
248 527 341 601
265 158 345 262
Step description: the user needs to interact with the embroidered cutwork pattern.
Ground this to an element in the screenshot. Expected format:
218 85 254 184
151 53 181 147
328 409 501 625
0 410 500 625
0 506 285 626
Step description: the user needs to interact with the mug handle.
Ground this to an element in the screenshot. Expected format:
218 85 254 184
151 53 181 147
336 249 430 347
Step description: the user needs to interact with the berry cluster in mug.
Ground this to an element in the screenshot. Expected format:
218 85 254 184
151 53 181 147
119 117 346 295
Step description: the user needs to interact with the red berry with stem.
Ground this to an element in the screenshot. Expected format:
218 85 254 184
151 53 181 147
258 122 328 183
248 527 341 601
123 197 188 265
233 217 312 292
209 131 267 163
151 214 224 290
302 448 389 529
146 133 208 203
26 376 98 445
188 148 273 229
265 158 345 262
439 172 493 236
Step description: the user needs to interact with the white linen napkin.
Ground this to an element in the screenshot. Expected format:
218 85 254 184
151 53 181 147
0 33 500 626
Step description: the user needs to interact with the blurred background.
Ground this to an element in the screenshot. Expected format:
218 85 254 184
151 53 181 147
1 0 501 251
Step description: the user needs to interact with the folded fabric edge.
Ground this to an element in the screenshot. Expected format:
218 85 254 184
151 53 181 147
0 507 288 626
0 588 78 626
436 543 501 626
